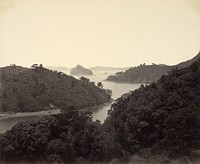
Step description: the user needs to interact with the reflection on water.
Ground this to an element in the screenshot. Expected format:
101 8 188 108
92 81 142 122
80 72 142 122
0 71 143 133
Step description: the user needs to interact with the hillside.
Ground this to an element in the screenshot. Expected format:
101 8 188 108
106 64 171 83
104 56 200 161
70 65 93 76
0 65 111 112
106 52 200 83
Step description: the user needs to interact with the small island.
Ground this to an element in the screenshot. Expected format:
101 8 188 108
70 65 93 76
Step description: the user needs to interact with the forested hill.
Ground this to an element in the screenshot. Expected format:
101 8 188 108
0 65 111 112
106 64 171 83
106 52 200 83
104 56 200 162
0 59 200 163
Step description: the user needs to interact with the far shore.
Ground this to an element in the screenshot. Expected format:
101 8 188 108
104 79 149 84
0 109 61 121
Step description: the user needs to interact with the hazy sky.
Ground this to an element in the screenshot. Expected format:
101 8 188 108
0 0 200 68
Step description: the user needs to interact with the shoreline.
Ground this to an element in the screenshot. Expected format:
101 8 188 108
0 101 113 121
0 109 61 121
78 100 113 113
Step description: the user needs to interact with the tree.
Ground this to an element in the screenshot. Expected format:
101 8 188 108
31 64 39 69
105 89 112 96
80 76 90 83
97 82 103 89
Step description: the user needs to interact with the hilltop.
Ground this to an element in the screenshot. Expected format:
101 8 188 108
0 64 111 112
106 52 200 83
70 65 93 76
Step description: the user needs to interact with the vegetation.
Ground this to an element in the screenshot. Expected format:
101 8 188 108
70 65 93 76
0 109 105 163
0 108 125 163
106 52 200 83
104 57 200 160
106 63 171 83
1 57 200 163
0 65 111 112
97 82 103 88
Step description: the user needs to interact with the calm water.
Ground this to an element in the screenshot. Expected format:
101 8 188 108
75 72 142 122
92 81 142 122
0 71 142 133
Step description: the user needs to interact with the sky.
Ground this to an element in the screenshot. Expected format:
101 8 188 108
0 0 200 68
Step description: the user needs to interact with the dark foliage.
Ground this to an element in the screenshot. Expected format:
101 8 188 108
0 109 106 163
104 57 200 155
0 65 111 112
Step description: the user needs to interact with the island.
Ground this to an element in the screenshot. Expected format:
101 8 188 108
70 65 93 76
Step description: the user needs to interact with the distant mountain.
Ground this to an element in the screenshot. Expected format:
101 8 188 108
90 66 128 72
106 64 172 83
70 65 93 76
106 52 200 83
0 65 111 112
46 66 70 72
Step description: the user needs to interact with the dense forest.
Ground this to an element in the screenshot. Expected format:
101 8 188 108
106 52 200 83
0 58 200 163
104 56 200 162
0 110 108 163
0 65 111 112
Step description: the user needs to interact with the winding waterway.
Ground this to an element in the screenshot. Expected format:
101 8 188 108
0 71 143 133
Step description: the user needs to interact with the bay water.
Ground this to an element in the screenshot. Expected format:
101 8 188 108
0 70 142 133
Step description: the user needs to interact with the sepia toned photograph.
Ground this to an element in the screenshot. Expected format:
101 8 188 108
0 0 200 163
